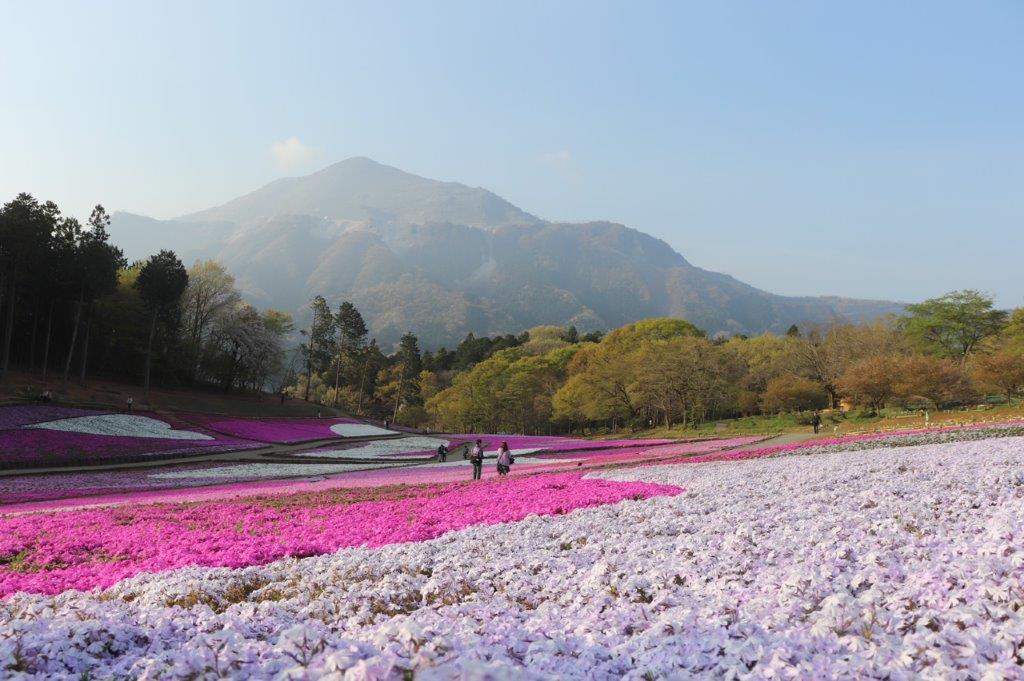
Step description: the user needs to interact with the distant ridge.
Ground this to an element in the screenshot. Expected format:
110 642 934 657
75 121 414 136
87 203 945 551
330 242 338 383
110 158 904 347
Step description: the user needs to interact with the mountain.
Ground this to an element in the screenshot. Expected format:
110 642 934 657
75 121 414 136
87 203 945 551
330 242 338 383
110 157 904 347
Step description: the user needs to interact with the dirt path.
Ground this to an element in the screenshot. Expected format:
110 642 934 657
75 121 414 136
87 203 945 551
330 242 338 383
730 432 822 451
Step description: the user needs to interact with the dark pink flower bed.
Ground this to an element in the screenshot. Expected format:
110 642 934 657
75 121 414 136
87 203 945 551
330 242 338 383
0 405 107 429
179 415 375 443
0 472 681 596
0 405 260 470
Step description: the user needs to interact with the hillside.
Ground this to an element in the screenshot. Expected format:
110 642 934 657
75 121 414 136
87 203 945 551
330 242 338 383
110 158 904 346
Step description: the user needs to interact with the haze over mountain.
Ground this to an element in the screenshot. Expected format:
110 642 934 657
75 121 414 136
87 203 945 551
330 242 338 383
110 158 904 347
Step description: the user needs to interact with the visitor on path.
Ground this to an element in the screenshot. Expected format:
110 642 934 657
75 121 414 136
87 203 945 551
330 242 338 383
437 443 449 462
811 412 822 434
126 396 134 412
384 418 390 430
496 441 512 476
470 439 484 480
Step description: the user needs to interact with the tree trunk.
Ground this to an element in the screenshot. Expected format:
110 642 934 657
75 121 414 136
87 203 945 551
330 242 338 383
303 306 317 402
27 301 39 372
333 358 341 406
41 300 54 380
1 268 18 381
78 308 91 385
143 309 158 399
62 289 85 387
392 374 404 423
356 365 367 415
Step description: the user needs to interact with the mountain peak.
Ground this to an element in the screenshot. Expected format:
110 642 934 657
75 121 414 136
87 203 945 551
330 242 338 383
178 158 541 229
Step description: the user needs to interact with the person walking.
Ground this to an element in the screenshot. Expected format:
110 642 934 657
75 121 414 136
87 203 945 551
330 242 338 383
470 439 484 480
811 411 822 434
496 441 512 477
126 396 134 412
437 443 449 462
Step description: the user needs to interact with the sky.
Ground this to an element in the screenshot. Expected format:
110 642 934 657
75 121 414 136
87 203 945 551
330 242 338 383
1 1 1021 307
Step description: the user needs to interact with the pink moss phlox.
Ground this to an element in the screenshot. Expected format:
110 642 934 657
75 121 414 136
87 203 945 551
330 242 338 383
0 473 680 596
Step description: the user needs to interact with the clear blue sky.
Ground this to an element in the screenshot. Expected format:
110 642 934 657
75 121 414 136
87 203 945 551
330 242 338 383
2 1 1021 306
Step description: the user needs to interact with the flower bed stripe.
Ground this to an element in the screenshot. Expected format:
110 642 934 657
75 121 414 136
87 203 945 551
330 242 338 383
0 472 680 596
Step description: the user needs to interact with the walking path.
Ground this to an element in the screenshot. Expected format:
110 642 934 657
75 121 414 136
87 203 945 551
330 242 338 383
730 432 821 451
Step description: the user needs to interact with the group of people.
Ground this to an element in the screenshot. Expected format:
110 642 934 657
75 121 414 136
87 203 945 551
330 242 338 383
436 439 514 480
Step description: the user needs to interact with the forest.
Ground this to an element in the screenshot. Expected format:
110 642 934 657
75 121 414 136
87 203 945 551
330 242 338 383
3 192 1023 432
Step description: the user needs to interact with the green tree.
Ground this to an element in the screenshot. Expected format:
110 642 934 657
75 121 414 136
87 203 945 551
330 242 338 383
301 295 335 401
181 260 240 380
330 301 368 405
61 206 126 385
135 250 188 398
901 290 1007 364
391 331 423 421
0 194 59 380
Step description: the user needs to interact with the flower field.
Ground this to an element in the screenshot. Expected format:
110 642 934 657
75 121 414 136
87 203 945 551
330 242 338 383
2 428 1023 677
0 406 261 469
0 473 679 597
0 436 753 510
178 414 398 443
4 419 1023 677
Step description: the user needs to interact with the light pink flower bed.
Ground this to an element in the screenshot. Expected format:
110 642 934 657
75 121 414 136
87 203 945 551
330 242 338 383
0 472 680 597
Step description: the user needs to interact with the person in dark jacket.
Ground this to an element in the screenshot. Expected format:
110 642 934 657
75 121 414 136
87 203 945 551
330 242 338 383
469 439 484 480
811 412 822 434
437 443 449 462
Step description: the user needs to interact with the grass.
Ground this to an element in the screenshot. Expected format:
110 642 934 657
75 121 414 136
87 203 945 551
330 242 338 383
621 401 1024 441
0 369 345 418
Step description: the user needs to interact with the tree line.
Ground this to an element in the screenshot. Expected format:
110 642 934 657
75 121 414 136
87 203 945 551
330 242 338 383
5 192 1021 427
0 194 293 398
362 290 1022 434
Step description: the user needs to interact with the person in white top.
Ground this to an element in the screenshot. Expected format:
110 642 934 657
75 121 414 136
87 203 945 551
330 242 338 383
496 442 512 477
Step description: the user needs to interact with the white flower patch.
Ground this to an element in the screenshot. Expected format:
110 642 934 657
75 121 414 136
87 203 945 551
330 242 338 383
295 436 450 460
26 415 213 440
7 435 1024 679
148 462 405 480
329 423 399 438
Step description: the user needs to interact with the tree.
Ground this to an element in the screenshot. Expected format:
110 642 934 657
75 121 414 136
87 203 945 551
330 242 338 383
901 290 1007 364
837 356 900 412
391 331 423 421
0 194 59 380
60 206 125 385
760 375 829 414
892 355 971 406
331 301 368 405
205 302 287 392
973 349 1024 401
789 321 901 409
301 295 335 401
182 260 240 379
135 250 188 398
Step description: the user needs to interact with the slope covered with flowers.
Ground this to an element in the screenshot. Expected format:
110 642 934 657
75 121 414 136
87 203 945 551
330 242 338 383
178 414 398 443
2 433 1023 678
0 473 679 597
0 406 261 469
